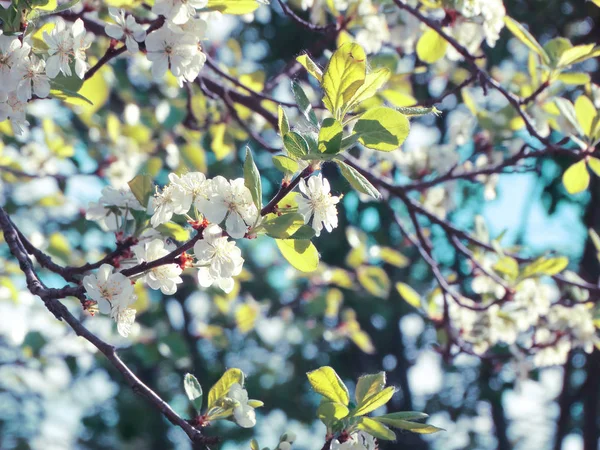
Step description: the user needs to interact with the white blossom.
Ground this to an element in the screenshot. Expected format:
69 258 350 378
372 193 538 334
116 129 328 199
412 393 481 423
330 431 377 450
194 224 244 293
44 20 75 79
296 174 339 237
105 8 147 53
72 18 93 79
133 239 183 295
226 383 256 428
198 176 258 239
82 264 137 337
0 32 30 92
16 55 51 102
86 186 145 231
152 0 208 25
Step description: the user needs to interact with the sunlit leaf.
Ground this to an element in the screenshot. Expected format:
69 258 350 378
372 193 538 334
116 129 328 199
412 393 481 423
416 28 448 64
276 239 319 272
562 160 590 194
306 366 350 405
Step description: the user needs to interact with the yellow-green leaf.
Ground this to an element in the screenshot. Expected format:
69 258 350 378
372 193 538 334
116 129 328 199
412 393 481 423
522 256 569 278
379 247 409 268
318 118 343 154
493 256 519 280
504 16 549 64
207 368 244 409
317 401 350 425
156 222 190 241
322 43 367 118
557 73 591 85
278 105 290 136
276 239 319 272
353 107 410 151
416 28 448 64
205 0 262 14
272 155 299 174
558 44 596 67
354 386 395 416
346 68 391 112
396 282 421 309
563 160 590 194
297 54 323 82
357 266 391 298
306 366 350 405
335 160 381 199
373 416 443 434
355 372 386 405
588 157 600 177
357 417 396 441
575 96 597 138
128 174 153 208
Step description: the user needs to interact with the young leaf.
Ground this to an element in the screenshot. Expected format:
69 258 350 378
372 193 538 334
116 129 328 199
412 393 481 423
318 118 343 154
493 256 519 280
521 256 569 278
504 16 549 64
184 373 203 412
291 81 318 127
128 174 153 208
353 386 395 416
346 68 391 112
306 366 350 405
205 0 262 14
375 411 429 422
357 417 396 441
353 107 410 151
207 368 244 409
244 148 262 210
263 213 305 239
416 28 448 64
272 155 299 174
558 43 596 67
372 417 444 434
574 95 597 138
250 439 260 450
322 43 367 118
335 160 381 199
355 372 386 405
588 158 600 177
357 266 391 298
276 239 319 272
554 98 585 137
278 105 290 136
283 132 309 158
296 54 323 82
396 282 421 309
289 225 316 240
317 401 350 426
562 160 590 194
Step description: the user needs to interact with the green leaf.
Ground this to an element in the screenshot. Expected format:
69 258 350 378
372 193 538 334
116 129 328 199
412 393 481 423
374 411 429 422
204 0 262 14
296 54 323 82
272 155 299 174
322 43 367 118
396 282 421 309
306 366 350 405
318 118 343 154
354 386 395 416
355 372 386 405
244 148 262 210
575 95 597 138
283 132 309 158
207 368 244 409
247 399 264 408
353 107 410 151
291 81 318 127
278 105 290 136
128 174 153 208
373 416 443 434
588 158 600 177
335 160 381 199
493 256 519 280
558 43 596 67
263 213 306 239
346 68 391 112
504 16 549 64
289 225 316 240
395 106 442 117
250 439 260 450
379 248 409 268
543 37 572 68
522 256 569 278
557 72 591 85
357 417 396 441
317 401 350 426
563 160 590 194
357 266 391 298
416 28 448 64
156 222 190 241
184 373 203 412
554 98 585 137
276 239 319 272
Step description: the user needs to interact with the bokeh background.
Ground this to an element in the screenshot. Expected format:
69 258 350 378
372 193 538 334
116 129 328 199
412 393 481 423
1 0 600 449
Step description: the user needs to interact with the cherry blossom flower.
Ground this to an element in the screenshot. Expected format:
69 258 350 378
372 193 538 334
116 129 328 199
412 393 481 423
16 55 50 102
44 20 75 79
72 18 93 79
152 0 208 25
133 239 183 295
198 176 258 239
105 8 147 53
194 224 244 293
226 383 256 428
296 174 340 237
0 32 30 93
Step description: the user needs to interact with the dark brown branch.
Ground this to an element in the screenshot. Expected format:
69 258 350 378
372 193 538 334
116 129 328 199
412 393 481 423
261 166 314 215
277 0 334 34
